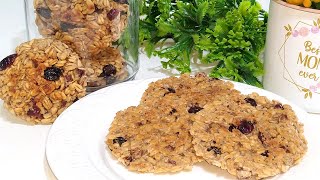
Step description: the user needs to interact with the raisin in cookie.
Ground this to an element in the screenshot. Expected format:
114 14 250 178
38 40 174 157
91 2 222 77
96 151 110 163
190 93 307 179
0 38 87 124
106 105 201 173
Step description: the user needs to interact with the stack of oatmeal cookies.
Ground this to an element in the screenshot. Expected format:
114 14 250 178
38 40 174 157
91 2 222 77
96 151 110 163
34 0 129 86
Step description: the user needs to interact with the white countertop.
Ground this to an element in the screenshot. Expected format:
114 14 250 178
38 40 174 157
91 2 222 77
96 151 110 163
0 0 318 180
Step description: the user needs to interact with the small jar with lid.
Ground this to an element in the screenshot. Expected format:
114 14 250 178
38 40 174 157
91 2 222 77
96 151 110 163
25 0 139 92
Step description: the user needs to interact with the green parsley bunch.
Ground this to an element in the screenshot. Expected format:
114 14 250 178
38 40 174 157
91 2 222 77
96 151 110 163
139 0 268 87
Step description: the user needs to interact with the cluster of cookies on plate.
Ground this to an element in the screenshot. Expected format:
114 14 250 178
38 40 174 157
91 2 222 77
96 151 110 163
106 74 307 179
0 0 130 124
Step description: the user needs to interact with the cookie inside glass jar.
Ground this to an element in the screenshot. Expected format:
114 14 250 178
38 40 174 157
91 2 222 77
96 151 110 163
33 0 136 89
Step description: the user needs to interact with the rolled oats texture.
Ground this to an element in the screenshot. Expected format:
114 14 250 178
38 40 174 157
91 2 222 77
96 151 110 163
106 74 242 173
190 93 308 179
0 38 87 124
34 0 129 60
106 105 201 173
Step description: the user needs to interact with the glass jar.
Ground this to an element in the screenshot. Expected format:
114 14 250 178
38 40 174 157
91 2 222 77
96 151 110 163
24 0 139 92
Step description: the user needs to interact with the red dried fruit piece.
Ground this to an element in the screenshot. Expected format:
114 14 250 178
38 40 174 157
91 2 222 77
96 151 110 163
36 7 51 19
245 97 257 107
261 150 269 157
164 87 176 96
237 120 254 135
76 68 85 77
0 54 17 71
274 103 284 110
107 9 120 20
167 159 177 165
27 105 43 119
112 137 127 146
101 64 117 77
165 145 175 151
258 131 265 144
188 104 203 114
169 108 177 115
207 146 222 154
44 67 63 81
60 22 78 32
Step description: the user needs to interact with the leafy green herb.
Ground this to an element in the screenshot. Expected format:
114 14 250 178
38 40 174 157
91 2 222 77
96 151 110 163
140 0 268 87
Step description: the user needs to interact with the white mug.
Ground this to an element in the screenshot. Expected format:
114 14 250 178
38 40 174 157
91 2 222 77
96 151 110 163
264 0 320 113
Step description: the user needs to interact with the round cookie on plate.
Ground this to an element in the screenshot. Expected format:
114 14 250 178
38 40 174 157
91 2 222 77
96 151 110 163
0 38 87 124
106 104 201 173
140 73 240 108
190 92 308 179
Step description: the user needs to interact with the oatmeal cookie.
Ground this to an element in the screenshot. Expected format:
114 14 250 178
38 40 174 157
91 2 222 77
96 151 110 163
0 38 87 124
34 0 129 59
190 93 307 179
106 105 201 173
140 73 240 108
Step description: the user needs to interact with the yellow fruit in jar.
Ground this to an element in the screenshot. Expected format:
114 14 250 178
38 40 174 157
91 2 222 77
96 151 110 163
304 0 312 7
286 0 304 5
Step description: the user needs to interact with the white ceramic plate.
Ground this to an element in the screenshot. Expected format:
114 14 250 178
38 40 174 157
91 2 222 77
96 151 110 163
46 78 319 180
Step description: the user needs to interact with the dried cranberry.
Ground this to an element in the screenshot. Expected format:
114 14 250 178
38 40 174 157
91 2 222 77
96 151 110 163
0 54 17 71
60 22 77 32
113 137 127 146
261 150 269 157
124 156 133 162
77 68 85 77
114 0 129 4
279 114 288 120
237 120 254 135
36 7 51 19
101 64 117 78
169 108 177 115
107 9 120 20
94 5 103 13
44 67 63 81
65 74 73 82
136 122 144 126
188 105 203 114
280 146 290 153
164 87 176 96
165 145 175 151
258 132 265 144
207 146 222 155
27 105 43 119
275 103 284 110
167 159 177 165
245 97 257 107
228 124 237 132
